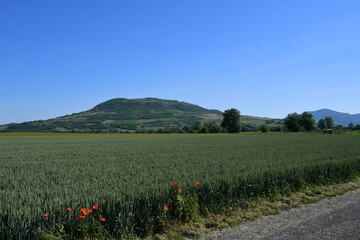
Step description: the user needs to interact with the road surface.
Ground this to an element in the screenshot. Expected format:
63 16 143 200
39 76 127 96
201 188 360 240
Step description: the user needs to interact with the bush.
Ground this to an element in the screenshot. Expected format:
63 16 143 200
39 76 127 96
260 124 270 133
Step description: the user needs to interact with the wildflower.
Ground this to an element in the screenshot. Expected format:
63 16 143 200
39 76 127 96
78 216 85 221
43 213 49 217
163 205 169 210
88 209 93 213
80 208 87 212
92 205 99 210
195 181 201 185
173 181 177 185
67 208 72 211
177 189 182 193
37 227 42 230
100 217 106 221
82 210 89 215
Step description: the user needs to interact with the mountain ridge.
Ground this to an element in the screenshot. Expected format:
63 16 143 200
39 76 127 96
308 109 360 126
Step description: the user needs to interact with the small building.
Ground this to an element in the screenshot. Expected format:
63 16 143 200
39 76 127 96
324 129 332 134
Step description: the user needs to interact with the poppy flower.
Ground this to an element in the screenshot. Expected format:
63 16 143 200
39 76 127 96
177 189 182 193
195 181 201 185
37 227 42 230
100 217 106 221
163 205 169 210
67 208 72 211
92 205 99 210
82 210 89 215
88 209 93 213
173 181 177 185
78 216 85 221
80 208 87 212
43 213 49 217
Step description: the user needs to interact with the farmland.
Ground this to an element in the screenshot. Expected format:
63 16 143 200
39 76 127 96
0 133 360 239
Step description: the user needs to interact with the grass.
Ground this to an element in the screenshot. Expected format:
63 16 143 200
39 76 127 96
158 177 360 240
0 133 359 239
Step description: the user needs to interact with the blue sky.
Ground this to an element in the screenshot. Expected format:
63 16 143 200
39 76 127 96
1 0 360 124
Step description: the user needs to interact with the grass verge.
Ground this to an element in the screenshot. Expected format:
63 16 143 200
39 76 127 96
152 177 360 240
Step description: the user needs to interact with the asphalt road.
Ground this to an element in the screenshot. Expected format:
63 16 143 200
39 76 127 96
201 188 360 240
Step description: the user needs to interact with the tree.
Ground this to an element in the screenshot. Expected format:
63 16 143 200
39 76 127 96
260 124 270 133
317 119 326 130
221 108 241 133
193 121 202 132
200 126 209 133
324 116 334 129
205 121 222 133
299 112 315 131
348 123 354 129
182 126 191 133
284 113 301 132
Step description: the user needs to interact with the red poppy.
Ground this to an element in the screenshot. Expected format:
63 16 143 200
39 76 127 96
195 181 201 185
100 217 106 221
92 205 99 210
82 210 89 215
67 208 72 211
178 189 182 193
80 208 87 212
173 181 177 185
78 216 85 221
88 209 93 213
37 227 42 230
163 205 169 210
43 213 49 217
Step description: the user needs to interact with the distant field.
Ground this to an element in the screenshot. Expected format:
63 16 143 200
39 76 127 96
0 133 359 239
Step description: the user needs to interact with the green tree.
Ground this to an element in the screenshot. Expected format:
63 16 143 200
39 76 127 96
324 116 334 129
205 121 222 133
200 126 209 133
193 121 202 132
221 108 241 133
299 112 315 131
348 123 354 129
260 124 270 133
284 113 301 132
317 119 326 130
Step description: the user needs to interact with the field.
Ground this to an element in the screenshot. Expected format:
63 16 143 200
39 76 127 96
1 133 360 239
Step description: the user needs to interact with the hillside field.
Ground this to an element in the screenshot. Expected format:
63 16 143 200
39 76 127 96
1 133 360 239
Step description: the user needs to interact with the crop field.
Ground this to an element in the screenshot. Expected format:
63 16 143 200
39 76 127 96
0 133 360 239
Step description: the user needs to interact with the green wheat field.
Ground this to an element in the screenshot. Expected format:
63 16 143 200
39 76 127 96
1 133 360 239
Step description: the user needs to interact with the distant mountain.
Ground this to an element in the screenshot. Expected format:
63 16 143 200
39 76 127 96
308 109 360 126
4 98 283 132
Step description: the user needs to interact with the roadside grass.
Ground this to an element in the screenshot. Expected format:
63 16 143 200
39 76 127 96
153 177 360 240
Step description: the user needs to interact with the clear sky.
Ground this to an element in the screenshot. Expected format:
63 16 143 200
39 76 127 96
1 0 360 124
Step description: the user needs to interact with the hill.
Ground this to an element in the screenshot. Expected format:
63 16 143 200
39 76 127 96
4 98 283 132
308 109 360 126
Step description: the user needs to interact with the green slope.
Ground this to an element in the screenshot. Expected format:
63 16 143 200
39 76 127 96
4 98 283 132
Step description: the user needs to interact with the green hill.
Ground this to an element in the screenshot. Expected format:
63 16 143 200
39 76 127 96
4 98 283 132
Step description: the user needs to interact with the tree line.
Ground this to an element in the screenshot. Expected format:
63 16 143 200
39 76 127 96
284 112 359 132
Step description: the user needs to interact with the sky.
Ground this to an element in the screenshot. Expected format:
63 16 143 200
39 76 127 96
1 0 360 124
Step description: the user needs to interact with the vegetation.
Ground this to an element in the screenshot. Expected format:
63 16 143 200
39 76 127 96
2 98 282 133
309 108 360 126
0 133 360 239
221 108 241 133
324 116 335 129
284 112 315 132
260 124 270 133
317 119 326 130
